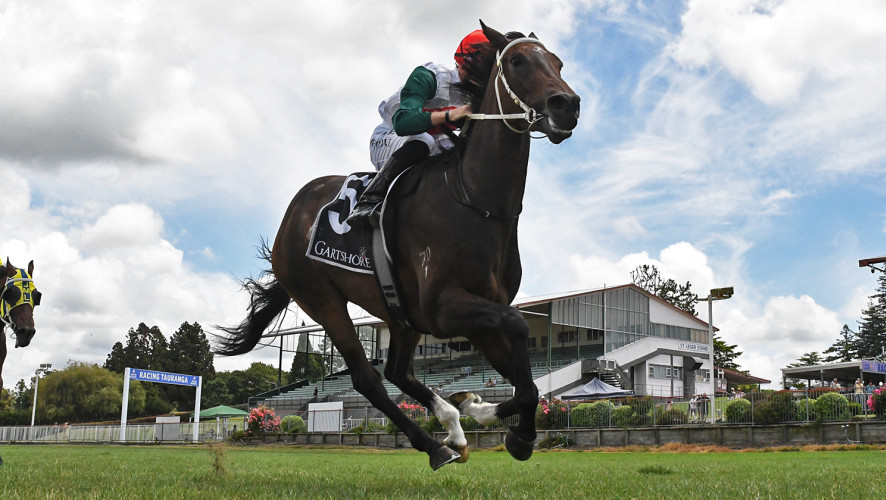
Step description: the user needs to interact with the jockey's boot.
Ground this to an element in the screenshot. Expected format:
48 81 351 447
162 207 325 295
347 141 429 226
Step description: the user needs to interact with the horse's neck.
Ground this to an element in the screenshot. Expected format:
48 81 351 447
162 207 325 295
460 123 531 217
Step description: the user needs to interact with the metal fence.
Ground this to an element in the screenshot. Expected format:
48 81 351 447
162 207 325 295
2 389 883 444
0 421 239 444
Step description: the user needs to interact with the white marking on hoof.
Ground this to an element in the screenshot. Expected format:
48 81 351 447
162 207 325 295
460 397 498 425
431 394 466 448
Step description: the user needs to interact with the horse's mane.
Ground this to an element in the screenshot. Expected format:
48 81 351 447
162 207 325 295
454 31 527 113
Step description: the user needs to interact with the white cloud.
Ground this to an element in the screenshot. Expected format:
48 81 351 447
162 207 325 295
720 294 843 387
0 169 273 388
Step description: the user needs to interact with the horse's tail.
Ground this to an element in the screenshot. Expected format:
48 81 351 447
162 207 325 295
213 239 292 356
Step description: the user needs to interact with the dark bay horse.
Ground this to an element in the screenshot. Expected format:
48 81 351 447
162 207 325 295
1 258 41 393
215 23 579 470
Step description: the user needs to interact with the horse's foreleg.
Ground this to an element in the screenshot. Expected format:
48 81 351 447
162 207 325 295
384 329 468 462
321 312 459 470
434 291 538 461
0 331 6 393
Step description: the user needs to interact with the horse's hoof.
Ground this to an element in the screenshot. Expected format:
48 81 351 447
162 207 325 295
454 444 469 463
429 445 461 471
505 427 534 461
0 455 3 466
448 391 480 409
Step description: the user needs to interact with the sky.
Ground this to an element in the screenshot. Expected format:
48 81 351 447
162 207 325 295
2 0 885 392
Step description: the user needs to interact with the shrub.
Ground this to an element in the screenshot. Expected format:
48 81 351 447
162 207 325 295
654 408 688 426
229 430 246 441
848 402 863 417
624 397 655 426
612 405 634 427
280 415 306 434
796 398 816 421
246 405 281 436
421 416 445 434
814 392 850 421
867 386 886 416
536 399 568 429
459 416 480 431
569 400 614 427
725 398 752 423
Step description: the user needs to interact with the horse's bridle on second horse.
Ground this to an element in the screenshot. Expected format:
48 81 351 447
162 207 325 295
466 37 549 135
1 270 41 335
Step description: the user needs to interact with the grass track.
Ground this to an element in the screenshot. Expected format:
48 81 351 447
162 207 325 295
1 444 884 499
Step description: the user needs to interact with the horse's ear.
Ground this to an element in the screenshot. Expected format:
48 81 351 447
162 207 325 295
529 32 538 40
479 20 507 48
28 260 34 277
4 258 13 276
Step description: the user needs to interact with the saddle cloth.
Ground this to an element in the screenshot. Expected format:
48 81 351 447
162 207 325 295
306 173 376 273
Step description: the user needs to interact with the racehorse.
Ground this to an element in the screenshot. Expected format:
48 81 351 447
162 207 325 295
0 259 41 392
215 22 579 470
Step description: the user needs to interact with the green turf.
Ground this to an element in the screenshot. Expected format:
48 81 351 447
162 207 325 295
0 444 883 499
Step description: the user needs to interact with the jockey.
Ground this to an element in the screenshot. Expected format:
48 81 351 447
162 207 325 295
347 29 489 225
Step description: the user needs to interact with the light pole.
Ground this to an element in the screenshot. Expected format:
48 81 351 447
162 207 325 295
702 287 733 424
30 363 52 428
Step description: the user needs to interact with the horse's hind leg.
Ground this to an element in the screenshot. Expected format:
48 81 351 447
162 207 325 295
384 328 468 462
307 300 460 470
433 290 539 461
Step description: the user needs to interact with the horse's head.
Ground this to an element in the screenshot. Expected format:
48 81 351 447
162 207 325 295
1 259 41 348
480 22 580 144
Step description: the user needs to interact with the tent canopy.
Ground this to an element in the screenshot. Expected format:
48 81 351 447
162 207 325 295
197 405 248 418
559 377 633 400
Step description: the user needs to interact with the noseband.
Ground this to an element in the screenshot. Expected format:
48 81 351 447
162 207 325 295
1 274 38 334
466 37 549 135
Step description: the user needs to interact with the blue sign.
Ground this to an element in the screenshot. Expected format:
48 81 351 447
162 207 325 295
862 361 886 374
128 368 200 387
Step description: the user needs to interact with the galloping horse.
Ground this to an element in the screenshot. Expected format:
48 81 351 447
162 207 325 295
0 258 41 392
215 23 579 470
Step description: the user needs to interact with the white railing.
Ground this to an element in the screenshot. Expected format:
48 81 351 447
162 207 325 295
0 421 237 444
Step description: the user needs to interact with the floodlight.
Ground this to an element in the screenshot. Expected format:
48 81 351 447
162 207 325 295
859 256 886 273
710 287 734 300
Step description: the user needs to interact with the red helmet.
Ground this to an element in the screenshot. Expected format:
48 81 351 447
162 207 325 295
454 30 489 67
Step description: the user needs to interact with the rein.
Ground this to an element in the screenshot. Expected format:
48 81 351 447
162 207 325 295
465 37 548 136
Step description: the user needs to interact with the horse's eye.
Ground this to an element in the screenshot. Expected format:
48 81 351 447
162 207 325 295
510 55 523 67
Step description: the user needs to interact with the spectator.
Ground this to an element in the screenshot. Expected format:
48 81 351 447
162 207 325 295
832 378 841 389
854 378 864 394
866 381 875 394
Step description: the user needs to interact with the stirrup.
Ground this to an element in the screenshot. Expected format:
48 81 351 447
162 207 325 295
345 202 381 226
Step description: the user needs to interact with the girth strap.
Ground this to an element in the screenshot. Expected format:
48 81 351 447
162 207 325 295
371 223 414 331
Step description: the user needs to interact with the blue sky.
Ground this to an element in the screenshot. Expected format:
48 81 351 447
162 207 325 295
1 0 884 390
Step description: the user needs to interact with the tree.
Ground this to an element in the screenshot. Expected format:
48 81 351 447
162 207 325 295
202 378 233 407
225 362 279 405
713 335 743 372
855 275 886 359
788 352 823 367
37 362 146 423
288 334 326 384
103 323 168 373
163 322 216 410
631 264 699 316
823 325 858 362
784 351 823 389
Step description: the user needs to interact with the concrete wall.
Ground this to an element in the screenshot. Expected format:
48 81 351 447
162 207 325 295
256 421 886 448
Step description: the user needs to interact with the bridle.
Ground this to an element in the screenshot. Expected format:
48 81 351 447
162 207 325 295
465 37 549 136
1 274 39 335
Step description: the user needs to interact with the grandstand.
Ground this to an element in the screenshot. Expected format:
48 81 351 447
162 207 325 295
252 346 607 415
